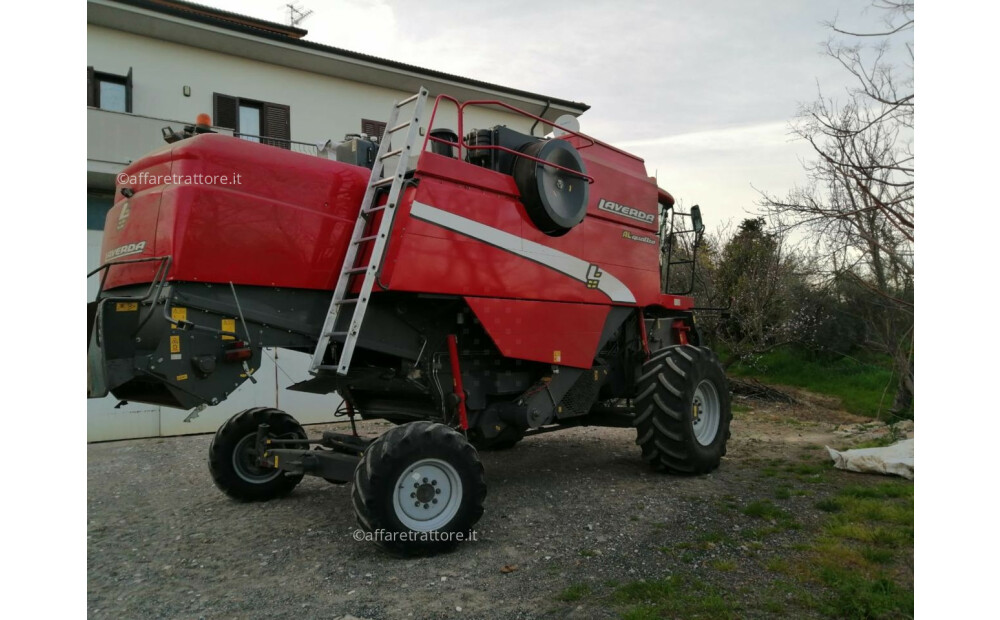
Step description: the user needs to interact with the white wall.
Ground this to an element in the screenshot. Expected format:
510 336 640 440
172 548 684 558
87 25 536 149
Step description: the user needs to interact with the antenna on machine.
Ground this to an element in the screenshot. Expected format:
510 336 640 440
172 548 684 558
285 3 313 27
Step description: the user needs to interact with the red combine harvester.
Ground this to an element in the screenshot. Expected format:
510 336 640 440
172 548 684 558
88 89 731 555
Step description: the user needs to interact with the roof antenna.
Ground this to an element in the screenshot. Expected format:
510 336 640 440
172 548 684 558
285 3 313 27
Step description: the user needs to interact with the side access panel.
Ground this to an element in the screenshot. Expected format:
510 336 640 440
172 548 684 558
464 297 610 369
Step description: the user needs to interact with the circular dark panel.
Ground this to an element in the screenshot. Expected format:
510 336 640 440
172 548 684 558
513 139 589 236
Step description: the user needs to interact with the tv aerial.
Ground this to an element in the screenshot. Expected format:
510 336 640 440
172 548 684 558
285 3 314 27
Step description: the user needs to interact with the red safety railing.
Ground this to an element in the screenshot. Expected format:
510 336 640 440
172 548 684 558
420 94 597 183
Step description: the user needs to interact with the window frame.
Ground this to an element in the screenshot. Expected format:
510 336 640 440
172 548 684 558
88 66 132 113
214 93 291 149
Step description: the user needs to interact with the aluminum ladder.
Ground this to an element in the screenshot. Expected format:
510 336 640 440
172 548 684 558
309 87 429 376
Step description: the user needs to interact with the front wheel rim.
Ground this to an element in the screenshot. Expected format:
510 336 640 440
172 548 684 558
392 458 463 531
692 380 721 446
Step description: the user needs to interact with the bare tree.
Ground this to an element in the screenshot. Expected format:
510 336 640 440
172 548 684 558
759 1 913 416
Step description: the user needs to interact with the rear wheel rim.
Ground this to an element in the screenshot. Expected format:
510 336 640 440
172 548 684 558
392 458 463 531
692 380 721 446
232 432 300 484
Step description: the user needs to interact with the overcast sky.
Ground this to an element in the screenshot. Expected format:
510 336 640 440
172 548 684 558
206 0 912 228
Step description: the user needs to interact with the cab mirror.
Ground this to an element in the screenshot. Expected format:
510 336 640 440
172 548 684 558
690 205 705 234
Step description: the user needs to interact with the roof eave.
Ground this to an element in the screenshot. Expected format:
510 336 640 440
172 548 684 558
89 0 590 118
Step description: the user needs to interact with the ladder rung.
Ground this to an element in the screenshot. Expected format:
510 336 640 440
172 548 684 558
380 148 403 160
337 298 359 305
386 121 411 134
342 266 370 275
396 94 419 107
371 176 396 188
323 331 348 338
352 235 378 245
363 205 388 215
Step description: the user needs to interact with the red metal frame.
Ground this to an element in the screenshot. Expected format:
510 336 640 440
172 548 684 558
421 95 597 183
638 309 651 360
446 334 469 430
672 319 691 346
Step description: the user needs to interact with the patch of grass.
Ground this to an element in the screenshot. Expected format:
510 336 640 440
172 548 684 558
620 606 659 620
743 500 788 520
766 557 790 574
815 498 843 513
840 483 912 500
774 486 792 500
793 480 914 617
578 549 597 557
614 575 736 619
556 583 591 602
816 565 913 619
711 559 737 572
861 546 895 565
785 462 826 476
732 403 753 413
728 347 896 418
697 530 729 545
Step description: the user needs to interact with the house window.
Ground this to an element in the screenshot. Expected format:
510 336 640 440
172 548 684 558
214 93 290 149
88 66 133 113
239 104 261 143
362 119 387 141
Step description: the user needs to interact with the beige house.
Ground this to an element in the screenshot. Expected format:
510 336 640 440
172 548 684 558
87 0 589 441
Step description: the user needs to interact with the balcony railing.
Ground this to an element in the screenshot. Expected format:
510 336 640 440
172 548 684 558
233 133 327 157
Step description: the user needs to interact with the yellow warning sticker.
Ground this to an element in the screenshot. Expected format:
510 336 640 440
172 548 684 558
176 374 188 381
115 302 138 312
171 307 187 329
221 318 236 341
169 335 181 353
553 350 562 363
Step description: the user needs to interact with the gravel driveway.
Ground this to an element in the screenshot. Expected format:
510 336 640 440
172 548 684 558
87 401 874 619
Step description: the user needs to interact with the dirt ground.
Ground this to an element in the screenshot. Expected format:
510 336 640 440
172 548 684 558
87 393 909 619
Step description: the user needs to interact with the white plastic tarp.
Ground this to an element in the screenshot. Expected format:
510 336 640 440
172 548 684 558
826 439 914 480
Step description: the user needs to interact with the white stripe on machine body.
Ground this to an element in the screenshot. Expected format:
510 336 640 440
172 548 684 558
409 201 636 304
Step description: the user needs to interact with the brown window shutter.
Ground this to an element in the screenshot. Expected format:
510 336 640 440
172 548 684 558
361 119 387 141
125 67 133 113
87 66 95 107
213 93 238 130
262 103 291 149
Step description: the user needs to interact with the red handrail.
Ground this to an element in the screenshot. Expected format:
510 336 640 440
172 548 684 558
420 94 596 183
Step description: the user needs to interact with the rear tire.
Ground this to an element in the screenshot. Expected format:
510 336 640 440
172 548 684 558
633 345 731 474
352 421 486 556
208 407 308 501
